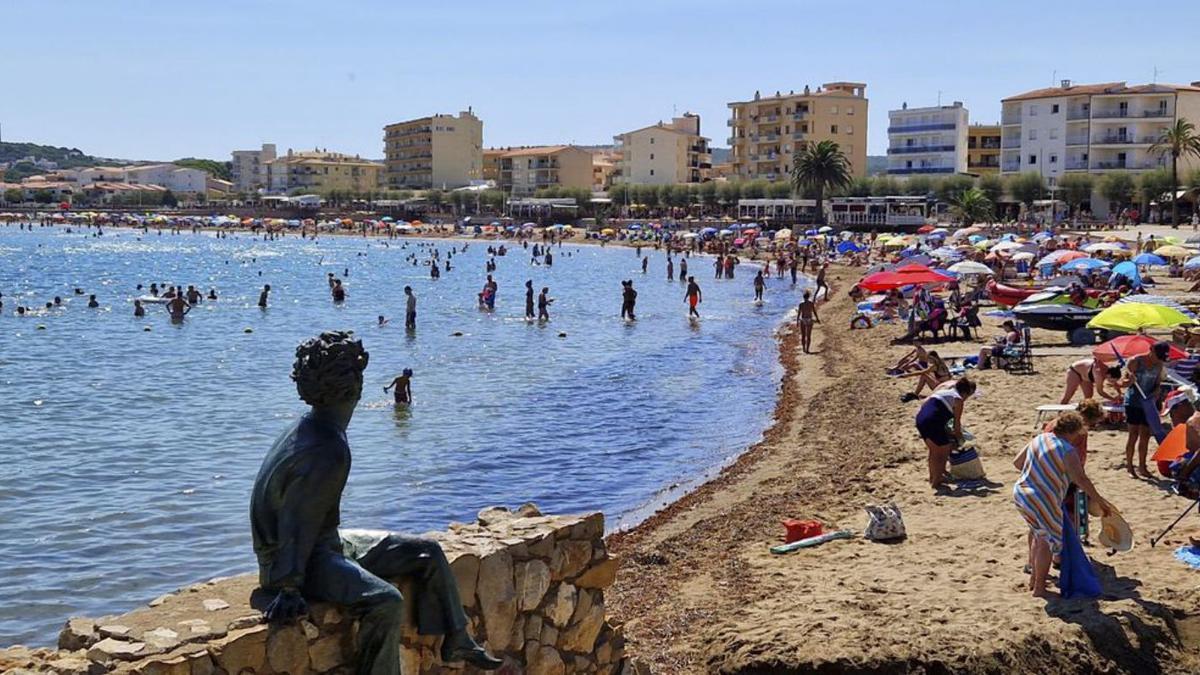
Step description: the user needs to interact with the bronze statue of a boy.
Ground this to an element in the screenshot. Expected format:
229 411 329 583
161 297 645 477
251 331 501 673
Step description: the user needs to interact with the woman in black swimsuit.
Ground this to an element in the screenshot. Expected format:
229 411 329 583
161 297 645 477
1060 358 1122 404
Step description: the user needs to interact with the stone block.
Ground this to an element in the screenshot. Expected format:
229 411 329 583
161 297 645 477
308 634 345 671
570 589 594 627
570 513 604 542
525 614 543 642
517 559 551 611
209 625 268 675
476 550 516 652
516 503 542 518
266 624 310 674
450 554 481 609
58 618 97 651
87 637 145 663
540 625 558 647
574 557 619 590
477 506 512 527
561 606 605 654
527 645 565 675
550 541 593 581
545 584 577 628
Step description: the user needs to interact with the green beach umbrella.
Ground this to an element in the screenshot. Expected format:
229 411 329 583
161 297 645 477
1087 303 1195 332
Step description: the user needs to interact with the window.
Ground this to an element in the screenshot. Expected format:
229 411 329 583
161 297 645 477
649 169 655 176
846 107 855 115
649 137 654 144
649 153 654 160
831 125 838 134
1050 154 1058 164
1028 129 1037 140
1049 128 1058 139
846 125 854 135
906 160 913 169
1029 155 1037 164
831 105 839 114
1029 105 1038 116
1051 104 1060 114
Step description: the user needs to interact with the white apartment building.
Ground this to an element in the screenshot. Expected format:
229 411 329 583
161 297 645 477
886 102 968 176
613 113 711 185
231 143 276 193
1000 80 1200 184
72 164 210 194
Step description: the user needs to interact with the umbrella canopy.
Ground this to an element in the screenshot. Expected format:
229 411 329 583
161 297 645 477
917 224 935 234
1087 303 1195 332
1111 261 1142 287
947 261 994 275
1132 253 1168 266
1185 255 1200 269
859 264 955 292
1093 334 1188 363
1061 257 1110 272
1153 245 1193 259
1117 295 1198 319
991 241 1024 253
775 229 792 239
818 226 833 233
1083 242 1130 254
1011 251 1035 262
837 241 863 254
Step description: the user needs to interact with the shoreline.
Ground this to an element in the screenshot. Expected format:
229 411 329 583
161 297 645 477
605 266 1200 674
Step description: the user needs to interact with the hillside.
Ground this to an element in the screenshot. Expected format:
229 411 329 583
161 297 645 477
1 141 102 181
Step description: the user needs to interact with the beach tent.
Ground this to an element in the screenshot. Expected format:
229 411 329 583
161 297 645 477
1110 261 1142 287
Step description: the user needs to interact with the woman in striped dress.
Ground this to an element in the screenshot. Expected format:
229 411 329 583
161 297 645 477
1013 412 1114 597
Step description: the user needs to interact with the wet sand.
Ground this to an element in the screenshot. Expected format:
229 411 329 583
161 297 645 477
607 265 1200 673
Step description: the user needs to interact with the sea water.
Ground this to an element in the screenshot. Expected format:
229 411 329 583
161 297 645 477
0 225 803 645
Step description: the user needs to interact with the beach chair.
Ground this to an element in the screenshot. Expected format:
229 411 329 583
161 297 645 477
1003 325 1034 373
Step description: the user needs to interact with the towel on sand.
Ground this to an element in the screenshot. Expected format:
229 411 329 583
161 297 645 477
1174 546 1200 569
1059 512 1102 599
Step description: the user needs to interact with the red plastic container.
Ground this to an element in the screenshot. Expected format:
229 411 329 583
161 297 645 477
782 519 824 544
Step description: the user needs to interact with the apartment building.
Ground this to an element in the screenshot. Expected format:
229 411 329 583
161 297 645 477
613 113 711 185
230 143 276 193
498 145 593 196
967 124 1002 175
886 102 968 176
590 148 620 190
727 82 868 181
1000 80 1200 182
265 149 383 195
383 110 483 189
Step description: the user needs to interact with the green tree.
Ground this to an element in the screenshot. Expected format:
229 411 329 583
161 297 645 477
767 181 793 198
1008 172 1045 209
1057 174 1094 215
698 182 719 211
1137 168 1174 212
977 174 1005 206
902 176 933 197
174 158 233 181
161 189 177 207
669 184 692 208
1188 168 1200 190
32 189 54 204
948 187 993 226
1150 118 1200 226
870 176 899 197
426 189 445 211
936 175 974 203
1098 172 1136 214
740 179 769 199
789 140 852 225
3 188 21 204
847 176 873 197
608 183 630 206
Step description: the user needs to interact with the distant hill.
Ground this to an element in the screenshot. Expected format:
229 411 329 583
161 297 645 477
710 147 730 164
1 141 103 181
867 155 887 176
174 158 232 181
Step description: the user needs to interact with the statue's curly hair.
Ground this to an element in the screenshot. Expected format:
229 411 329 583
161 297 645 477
291 331 369 407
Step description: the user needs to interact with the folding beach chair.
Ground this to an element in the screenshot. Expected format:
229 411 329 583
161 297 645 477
1003 324 1034 373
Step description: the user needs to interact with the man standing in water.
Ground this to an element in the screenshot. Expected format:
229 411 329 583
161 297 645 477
685 276 702 318
258 284 270 309
667 257 674 281
332 279 347 303
251 334 499 673
796 290 820 353
524 280 535 319
641 257 648 274
404 286 417 330
621 280 638 321
384 368 413 406
167 293 190 322
679 257 688 283
537 287 552 321
753 270 765 302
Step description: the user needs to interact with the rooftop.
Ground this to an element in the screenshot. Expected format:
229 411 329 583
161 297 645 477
728 82 867 106
500 145 577 158
1003 81 1200 102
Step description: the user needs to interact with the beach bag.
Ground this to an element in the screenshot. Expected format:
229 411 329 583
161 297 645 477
864 502 906 541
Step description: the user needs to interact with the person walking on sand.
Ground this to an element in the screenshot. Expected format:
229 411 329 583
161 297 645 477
384 368 413 406
814 262 829 300
258 284 270 308
537 287 552 321
404 286 417 330
753 270 765 302
795 290 820 353
685 276 702 318
525 280 535 320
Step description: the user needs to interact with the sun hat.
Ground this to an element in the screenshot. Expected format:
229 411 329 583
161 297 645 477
1098 511 1134 552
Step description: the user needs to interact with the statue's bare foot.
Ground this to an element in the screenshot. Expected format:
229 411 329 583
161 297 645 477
440 631 503 670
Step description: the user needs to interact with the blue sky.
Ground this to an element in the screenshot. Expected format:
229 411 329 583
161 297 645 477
2 0 1197 161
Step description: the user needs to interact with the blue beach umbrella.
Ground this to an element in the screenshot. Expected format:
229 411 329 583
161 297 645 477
1111 260 1142 286
1184 256 1200 269
1133 253 1167 266
837 241 863 254
1061 258 1109 272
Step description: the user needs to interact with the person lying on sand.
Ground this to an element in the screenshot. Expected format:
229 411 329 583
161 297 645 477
899 351 950 402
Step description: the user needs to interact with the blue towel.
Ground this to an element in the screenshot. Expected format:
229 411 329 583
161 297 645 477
1175 546 1200 569
1058 512 1102 599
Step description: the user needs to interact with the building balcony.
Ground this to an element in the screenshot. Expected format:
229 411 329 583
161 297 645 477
1066 109 1090 121
1001 162 1021 172
688 144 708 154
763 115 779 122
1090 160 1164 171
886 123 956 133
1001 113 1021 125
1092 108 1174 120
1065 161 1089 171
727 136 737 145
792 111 809 120
1001 138 1021 149
888 167 956 175
969 140 1001 150
1065 135 1089 146
968 160 1000 169
758 134 780 142
727 119 736 127
1091 135 1156 146
888 145 956 155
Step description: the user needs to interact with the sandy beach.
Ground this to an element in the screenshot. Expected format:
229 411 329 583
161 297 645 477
608 260 1200 673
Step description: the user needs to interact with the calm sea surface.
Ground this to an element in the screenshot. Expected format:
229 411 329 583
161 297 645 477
0 225 802 645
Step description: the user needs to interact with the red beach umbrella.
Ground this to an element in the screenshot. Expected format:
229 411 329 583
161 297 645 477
859 264 954 292
1092 334 1187 363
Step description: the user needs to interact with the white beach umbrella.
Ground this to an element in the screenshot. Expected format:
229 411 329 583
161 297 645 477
948 261 994 275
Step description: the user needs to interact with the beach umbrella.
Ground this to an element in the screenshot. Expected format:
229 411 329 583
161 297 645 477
930 246 960 259
1011 251 1035 262
818 226 833 233
991 241 1024 253
837 241 862 254
1084 242 1130 254
917 224 936 234
1094 334 1188 363
1133 253 1168 266
775 228 792 239
681 232 698 239
1110 261 1142 287
700 227 717 235
1184 255 1200 269
967 234 986 243
1060 257 1109 272
1088 303 1195 332
1154 245 1194 259
948 261 994 275
719 229 733 236
1117 295 1197 319
859 264 954 292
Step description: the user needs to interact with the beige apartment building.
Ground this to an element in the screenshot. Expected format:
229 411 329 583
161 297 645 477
498 146 593 196
727 82 868 181
265 149 383 195
383 110 483 190
967 124 1001 175
230 143 276 193
614 113 711 185
590 149 619 190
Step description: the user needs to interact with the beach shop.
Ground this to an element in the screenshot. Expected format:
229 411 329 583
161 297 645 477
829 196 928 232
736 198 818 225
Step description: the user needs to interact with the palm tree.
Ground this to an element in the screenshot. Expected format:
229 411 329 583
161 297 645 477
949 187 993 226
1150 118 1200 227
790 140 852 225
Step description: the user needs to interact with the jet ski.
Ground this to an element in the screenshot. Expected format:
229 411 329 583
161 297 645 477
1011 288 1102 332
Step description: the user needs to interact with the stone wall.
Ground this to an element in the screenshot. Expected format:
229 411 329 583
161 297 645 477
0 505 624 675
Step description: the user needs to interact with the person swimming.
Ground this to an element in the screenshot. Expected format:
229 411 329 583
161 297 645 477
134 299 145 317
384 368 413 405
332 279 346 303
207 288 218 300
87 294 100 309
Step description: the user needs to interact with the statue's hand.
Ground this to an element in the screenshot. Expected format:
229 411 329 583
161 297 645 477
264 588 308 623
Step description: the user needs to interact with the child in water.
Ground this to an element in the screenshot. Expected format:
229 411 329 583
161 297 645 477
384 369 413 406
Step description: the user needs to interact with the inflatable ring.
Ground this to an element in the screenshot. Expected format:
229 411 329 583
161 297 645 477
850 314 873 330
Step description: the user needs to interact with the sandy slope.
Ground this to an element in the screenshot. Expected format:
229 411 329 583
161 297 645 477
608 267 1200 674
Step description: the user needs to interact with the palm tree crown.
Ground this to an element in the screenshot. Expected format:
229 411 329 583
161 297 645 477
790 140 852 225
1150 118 1200 227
